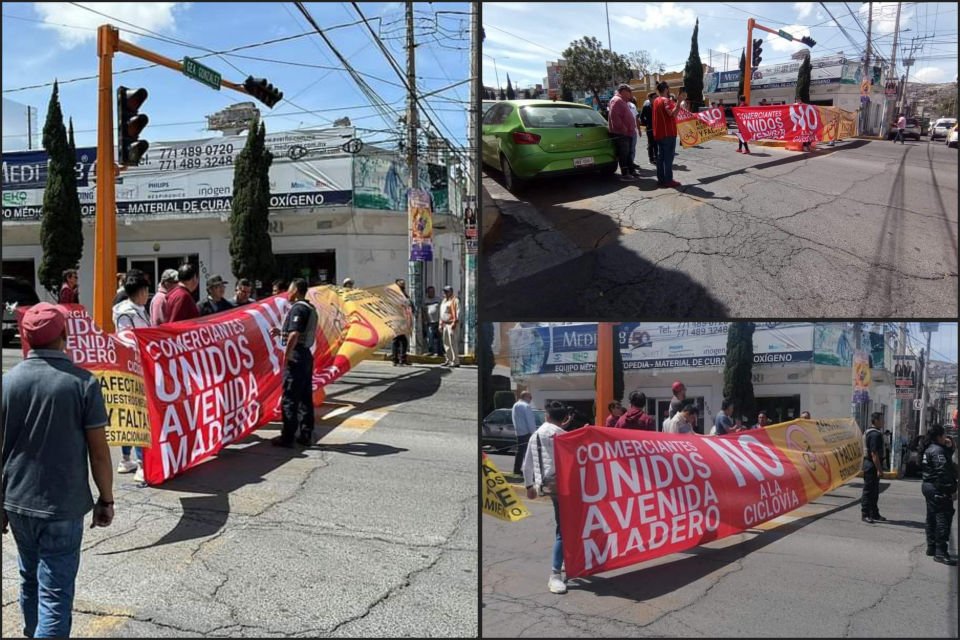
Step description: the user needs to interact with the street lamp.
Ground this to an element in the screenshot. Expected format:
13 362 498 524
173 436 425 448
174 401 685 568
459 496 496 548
483 53 501 97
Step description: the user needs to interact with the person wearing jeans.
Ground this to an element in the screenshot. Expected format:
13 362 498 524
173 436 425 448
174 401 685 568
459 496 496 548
522 401 572 594
652 81 684 188
2 303 115 638
606 83 639 181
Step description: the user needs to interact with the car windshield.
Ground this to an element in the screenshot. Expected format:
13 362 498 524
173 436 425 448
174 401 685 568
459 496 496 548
518 105 607 128
937 119 956 126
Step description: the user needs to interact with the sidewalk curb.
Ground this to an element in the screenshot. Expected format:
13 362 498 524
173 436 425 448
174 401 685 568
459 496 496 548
372 352 477 365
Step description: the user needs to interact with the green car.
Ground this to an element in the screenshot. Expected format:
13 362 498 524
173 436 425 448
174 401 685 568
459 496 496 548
481 99 618 191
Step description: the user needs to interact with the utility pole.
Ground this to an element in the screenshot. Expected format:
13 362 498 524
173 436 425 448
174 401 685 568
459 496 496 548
405 0 423 355
605 2 615 92
862 2 873 135
918 327 933 437
852 322 864 430
892 322 907 473
464 0 479 357
879 1 901 138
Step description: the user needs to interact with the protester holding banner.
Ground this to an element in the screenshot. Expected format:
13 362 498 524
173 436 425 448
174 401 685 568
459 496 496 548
615 391 655 430
269 279 319 448
752 411 771 430
861 412 887 524
2 302 115 638
522 400 572 594
231 278 255 307
652 82 684 188
112 269 152 482
735 95 751 154
199 275 235 316
58 269 79 304
392 278 411 366
164 263 201 322
664 400 698 434
150 269 179 325
921 424 957 565
272 279 288 296
713 399 736 435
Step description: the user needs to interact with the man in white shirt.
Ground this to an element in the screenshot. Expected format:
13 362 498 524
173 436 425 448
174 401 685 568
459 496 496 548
511 392 538 475
422 286 443 357
522 400 573 594
439 286 460 367
664 401 698 434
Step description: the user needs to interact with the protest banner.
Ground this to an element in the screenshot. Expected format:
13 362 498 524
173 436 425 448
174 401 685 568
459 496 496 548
819 107 858 142
482 454 531 522
553 418 862 579
16 284 413 485
16 304 151 448
733 104 824 143
676 106 729 148
893 354 917 399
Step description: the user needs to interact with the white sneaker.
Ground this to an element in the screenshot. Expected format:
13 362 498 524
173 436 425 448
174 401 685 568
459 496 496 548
548 573 567 594
133 465 145 484
117 459 138 473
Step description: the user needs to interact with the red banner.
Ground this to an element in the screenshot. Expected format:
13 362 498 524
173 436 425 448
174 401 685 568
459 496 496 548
732 104 824 143
554 419 861 579
15 284 412 485
16 304 151 447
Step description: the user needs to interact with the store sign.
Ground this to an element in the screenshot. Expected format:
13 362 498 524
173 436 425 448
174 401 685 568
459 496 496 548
893 355 918 399
2 129 357 221
509 323 815 376
704 60 861 93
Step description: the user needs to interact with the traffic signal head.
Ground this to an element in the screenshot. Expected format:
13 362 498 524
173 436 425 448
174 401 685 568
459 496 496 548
752 39 763 67
117 86 149 166
244 76 283 108
800 36 816 48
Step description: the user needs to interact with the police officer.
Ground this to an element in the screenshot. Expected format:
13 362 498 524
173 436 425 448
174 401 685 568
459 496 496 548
921 424 958 565
861 412 887 523
269 278 318 448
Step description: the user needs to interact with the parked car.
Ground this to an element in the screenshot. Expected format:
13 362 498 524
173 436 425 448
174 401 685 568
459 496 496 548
481 407 546 453
930 117 957 141
947 123 958 148
2 276 40 346
481 99 618 192
886 117 921 140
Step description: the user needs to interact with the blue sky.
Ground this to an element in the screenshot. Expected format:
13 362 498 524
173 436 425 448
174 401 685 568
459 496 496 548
907 322 958 364
2 2 471 151
483 2 958 89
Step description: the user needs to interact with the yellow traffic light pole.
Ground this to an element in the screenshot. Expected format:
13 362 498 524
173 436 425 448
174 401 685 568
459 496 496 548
93 24 250 332
744 19 814 106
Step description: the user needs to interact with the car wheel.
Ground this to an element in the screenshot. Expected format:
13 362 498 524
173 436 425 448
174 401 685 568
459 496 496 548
500 154 526 192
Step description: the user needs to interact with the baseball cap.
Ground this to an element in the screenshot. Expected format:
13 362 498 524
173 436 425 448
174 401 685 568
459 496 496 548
160 269 179 283
442 285 453 292
22 303 66 347
672 381 684 393
206 275 228 289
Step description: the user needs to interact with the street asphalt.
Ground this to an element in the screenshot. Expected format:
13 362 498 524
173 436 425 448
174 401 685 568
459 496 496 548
482 450 958 638
2 355 478 638
480 137 959 318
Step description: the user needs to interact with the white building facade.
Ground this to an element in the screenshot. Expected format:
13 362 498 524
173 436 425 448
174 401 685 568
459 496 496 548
2 127 466 321
507 322 895 432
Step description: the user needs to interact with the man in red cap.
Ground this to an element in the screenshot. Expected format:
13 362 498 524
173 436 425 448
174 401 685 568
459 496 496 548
668 380 687 419
2 302 115 638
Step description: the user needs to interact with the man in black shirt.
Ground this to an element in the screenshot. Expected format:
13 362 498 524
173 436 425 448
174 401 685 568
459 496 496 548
861 412 886 523
199 275 235 316
921 425 958 564
269 278 318 448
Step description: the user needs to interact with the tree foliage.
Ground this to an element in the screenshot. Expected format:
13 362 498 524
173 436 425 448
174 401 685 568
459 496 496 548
561 85 575 103
229 118 276 285
498 86 506 100
795 54 812 103
738 49 746 100
723 322 756 423
38 81 83 297
625 49 665 83
683 19 704 111
560 36 631 107
506 74 516 100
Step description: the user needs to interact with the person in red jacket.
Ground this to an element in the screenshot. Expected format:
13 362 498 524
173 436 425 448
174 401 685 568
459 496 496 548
607 83 639 181
605 401 625 427
58 269 79 304
163 263 200 323
615 390 655 430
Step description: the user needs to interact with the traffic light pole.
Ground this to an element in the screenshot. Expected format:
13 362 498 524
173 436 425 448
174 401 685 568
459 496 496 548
93 24 256 332
744 19 814 106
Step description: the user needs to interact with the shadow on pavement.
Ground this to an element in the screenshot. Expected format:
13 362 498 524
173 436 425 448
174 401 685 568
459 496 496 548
100 366 447 555
698 139 870 185
314 442 409 457
569 493 867 600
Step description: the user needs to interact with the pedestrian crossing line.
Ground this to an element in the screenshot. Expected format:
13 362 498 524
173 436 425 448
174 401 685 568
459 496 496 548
322 409 390 443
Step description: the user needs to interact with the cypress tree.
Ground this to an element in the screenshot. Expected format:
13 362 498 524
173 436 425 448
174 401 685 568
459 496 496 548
506 74 516 100
723 322 756 423
38 81 83 297
683 19 704 111
737 50 746 100
229 118 276 285
795 54 812 103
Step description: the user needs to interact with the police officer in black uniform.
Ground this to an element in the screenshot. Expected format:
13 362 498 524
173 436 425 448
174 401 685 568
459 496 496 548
270 278 318 447
861 412 887 523
921 424 958 565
